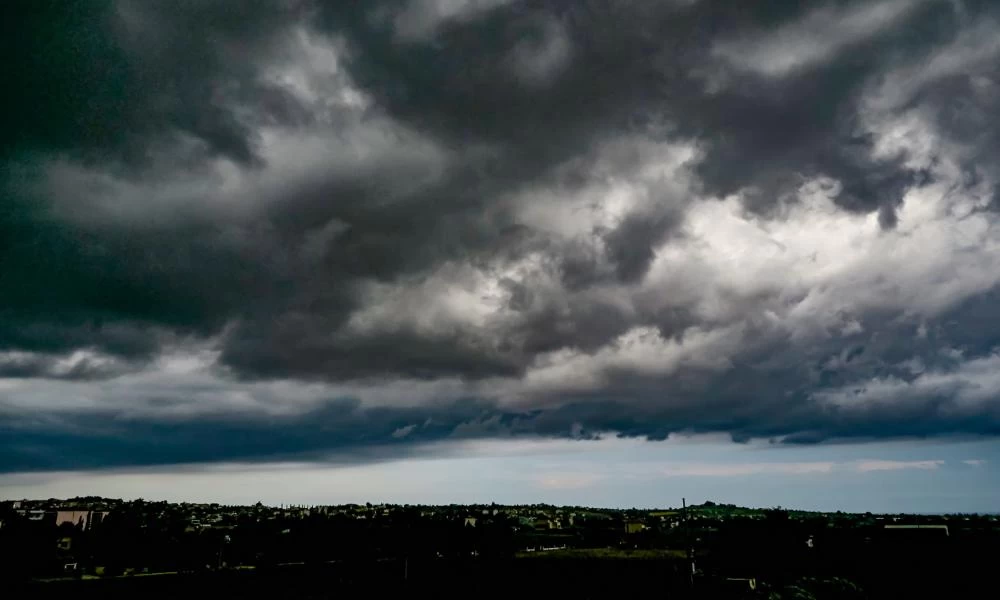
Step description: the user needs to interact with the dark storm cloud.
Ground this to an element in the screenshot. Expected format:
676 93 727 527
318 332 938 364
1 0 313 359
4 345 1000 473
0 398 501 472
0 185 281 358
3 0 1000 471
320 0 954 218
1 0 310 165
0 0 937 370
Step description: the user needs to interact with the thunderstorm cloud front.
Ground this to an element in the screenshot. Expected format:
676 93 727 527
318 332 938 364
3 0 1000 474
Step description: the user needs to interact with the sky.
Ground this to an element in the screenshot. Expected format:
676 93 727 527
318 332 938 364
2 0 1000 512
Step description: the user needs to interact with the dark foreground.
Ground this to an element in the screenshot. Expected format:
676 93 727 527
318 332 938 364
8 551 999 600
5 499 998 598
13 558 691 599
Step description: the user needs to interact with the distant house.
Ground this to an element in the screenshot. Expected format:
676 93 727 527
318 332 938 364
531 518 559 530
625 522 646 534
464 517 478 528
56 510 107 530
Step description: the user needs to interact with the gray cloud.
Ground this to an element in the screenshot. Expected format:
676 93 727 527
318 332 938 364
3 0 1000 472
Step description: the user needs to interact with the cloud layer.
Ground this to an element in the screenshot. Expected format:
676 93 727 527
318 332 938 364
3 0 1000 472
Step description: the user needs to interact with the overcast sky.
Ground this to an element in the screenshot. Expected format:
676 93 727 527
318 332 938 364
2 0 1000 511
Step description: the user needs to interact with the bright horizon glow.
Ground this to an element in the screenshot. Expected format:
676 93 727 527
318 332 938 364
2 436 996 514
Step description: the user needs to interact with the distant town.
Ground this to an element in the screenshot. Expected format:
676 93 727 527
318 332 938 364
2 496 998 598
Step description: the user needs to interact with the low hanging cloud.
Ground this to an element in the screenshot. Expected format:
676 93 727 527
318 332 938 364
658 459 947 477
854 459 945 472
660 462 838 478
3 0 1000 472
535 473 603 491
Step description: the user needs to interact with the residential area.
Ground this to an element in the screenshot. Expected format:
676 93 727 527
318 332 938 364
2 497 998 597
